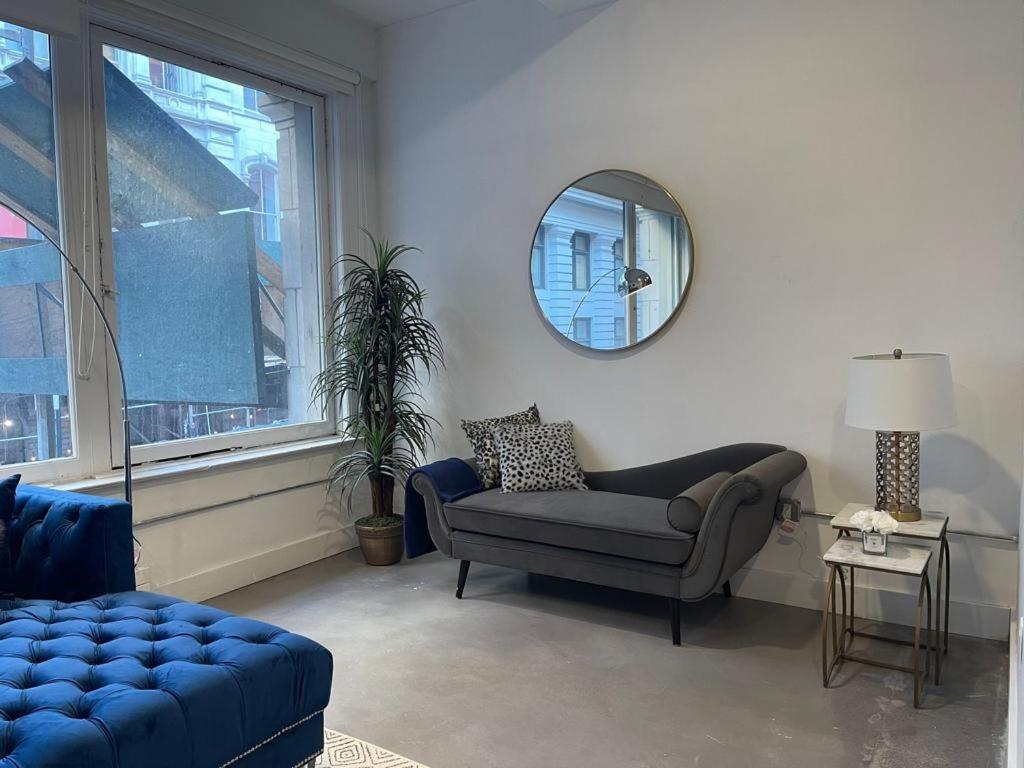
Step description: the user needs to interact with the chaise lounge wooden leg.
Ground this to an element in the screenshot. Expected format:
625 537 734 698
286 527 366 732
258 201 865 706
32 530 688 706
670 599 681 646
456 560 471 599
722 580 732 598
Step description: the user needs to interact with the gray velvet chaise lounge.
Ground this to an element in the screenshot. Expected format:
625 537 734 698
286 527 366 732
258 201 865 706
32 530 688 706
412 443 807 644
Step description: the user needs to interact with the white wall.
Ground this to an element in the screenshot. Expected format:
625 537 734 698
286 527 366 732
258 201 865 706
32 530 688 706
376 0 1024 638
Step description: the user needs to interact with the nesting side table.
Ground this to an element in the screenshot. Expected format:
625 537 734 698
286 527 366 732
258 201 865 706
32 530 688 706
821 538 933 708
830 503 950 683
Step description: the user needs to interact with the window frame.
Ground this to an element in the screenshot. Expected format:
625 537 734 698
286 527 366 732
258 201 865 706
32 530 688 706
0 19 92 484
0 8 359 485
86 25 338 468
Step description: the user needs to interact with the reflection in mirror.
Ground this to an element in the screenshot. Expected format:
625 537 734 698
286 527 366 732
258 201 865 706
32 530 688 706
531 170 693 350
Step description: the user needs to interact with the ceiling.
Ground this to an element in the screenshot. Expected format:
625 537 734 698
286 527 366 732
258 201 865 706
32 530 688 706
331 0 612 28
329 0 471 28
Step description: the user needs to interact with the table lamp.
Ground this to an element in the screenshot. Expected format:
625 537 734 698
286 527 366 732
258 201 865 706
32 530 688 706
845 349 956 522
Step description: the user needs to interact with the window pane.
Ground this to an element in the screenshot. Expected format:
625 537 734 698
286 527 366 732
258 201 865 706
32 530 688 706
101 44 323 448
0 21 74 467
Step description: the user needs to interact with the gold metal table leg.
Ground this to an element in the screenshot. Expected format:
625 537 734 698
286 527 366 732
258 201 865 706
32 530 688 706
822 565 840 687
935 538 944 683
925 573 932 679
912 573 930 708
837 566 847 653
942 535 951 655
849 563 855 646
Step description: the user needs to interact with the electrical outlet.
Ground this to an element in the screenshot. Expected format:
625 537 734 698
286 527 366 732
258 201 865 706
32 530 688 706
780 497 802 522
777 500 799 535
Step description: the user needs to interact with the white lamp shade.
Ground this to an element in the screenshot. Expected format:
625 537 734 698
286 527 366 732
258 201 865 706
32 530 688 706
845 352 957 432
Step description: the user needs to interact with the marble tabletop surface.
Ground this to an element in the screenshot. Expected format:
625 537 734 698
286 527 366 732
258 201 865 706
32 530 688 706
830 502 948 540
824 537 932 575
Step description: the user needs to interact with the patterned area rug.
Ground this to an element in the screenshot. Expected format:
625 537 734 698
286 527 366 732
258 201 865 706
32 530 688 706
316 728 428 768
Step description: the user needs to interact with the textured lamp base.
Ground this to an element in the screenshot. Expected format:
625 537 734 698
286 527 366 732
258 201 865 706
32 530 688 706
875 431 921 522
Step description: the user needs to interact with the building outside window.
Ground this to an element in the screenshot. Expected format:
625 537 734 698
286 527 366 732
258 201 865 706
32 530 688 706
572 317 591 345
613 237 623 277
614 317 625 347
248 161 280 241
531 226 545 288
571 231 590 291
148 58 185 93
243 86 259 111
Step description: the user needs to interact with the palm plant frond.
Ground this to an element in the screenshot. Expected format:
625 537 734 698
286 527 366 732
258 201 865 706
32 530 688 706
312 232 444 520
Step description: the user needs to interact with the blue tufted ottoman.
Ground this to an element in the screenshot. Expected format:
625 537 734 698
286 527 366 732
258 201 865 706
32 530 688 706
2 486 333 768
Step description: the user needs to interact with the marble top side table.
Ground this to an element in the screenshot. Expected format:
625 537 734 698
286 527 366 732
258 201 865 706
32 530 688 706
830 503 950 684
821 538 934 708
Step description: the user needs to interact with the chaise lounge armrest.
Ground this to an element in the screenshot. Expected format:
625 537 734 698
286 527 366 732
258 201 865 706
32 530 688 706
679 449 807 599
585 443 788 499
725 449 808 503
410 458 480 558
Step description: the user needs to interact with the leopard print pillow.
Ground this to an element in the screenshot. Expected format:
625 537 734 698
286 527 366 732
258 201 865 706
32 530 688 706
493 421 588 493
461 404 541 489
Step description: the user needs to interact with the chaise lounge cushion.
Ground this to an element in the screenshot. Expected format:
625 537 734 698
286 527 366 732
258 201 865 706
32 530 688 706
0 591 332 768
444 489 695 565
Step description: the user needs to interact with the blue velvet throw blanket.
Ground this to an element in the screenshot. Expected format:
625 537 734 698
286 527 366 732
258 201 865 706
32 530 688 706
404 458 483 558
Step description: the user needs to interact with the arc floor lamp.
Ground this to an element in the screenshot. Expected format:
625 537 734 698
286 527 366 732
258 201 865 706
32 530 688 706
33 225 134 505
565 266 653 336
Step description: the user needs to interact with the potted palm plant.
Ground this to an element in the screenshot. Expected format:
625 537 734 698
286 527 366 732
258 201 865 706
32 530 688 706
314 232 443 565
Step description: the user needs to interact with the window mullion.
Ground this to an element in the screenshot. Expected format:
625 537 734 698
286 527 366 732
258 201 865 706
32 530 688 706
50 28 117 480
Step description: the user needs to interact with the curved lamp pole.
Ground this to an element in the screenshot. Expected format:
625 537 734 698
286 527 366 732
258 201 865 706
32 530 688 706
565 266 653 339
34 227 133 506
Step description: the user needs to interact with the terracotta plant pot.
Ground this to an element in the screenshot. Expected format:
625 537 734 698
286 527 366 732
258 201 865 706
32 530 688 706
356 521 404 566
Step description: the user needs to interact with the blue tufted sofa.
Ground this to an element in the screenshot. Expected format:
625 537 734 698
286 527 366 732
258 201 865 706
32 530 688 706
1 485 332 768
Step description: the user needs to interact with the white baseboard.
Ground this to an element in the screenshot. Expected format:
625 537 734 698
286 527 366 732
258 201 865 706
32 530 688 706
732 563 1010 641
156 525 358 603
134 564 151 591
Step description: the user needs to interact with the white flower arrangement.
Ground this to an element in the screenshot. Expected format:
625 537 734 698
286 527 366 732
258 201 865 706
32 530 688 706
849 508 899 535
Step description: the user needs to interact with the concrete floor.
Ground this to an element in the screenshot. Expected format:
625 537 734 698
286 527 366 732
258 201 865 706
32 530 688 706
209 551 1007 768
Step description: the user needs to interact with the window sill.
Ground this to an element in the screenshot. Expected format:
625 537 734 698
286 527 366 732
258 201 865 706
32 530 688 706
51 435 347 495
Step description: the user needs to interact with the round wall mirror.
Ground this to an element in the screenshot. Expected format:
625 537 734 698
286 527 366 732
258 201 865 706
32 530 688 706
530 170 694 351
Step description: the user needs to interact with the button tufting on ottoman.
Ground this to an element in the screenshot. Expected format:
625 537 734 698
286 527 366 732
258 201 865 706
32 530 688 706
4 486 333 768
0 592 333 768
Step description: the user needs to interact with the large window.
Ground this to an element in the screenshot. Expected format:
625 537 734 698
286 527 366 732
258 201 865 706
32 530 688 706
0 12 343 479
0 22 74 469
96 36 328 458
